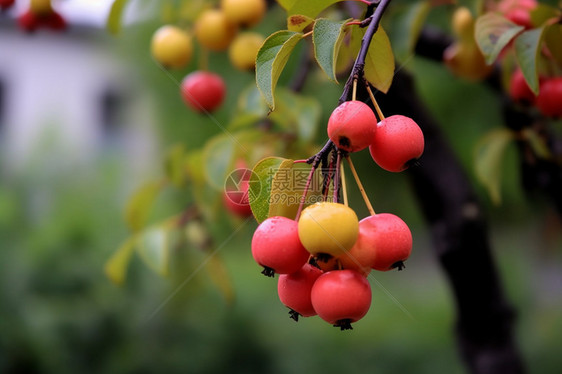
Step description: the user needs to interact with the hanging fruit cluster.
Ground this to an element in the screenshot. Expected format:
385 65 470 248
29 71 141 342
250 77 424 330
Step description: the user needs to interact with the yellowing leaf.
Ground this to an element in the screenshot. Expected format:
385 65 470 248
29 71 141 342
474 128 516 205
104 237 136 285
288 14 315 32
353 25 395 93
106 0 130 35
125 180 165 232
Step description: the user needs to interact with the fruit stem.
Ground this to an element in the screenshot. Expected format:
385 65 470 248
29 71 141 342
345 155 375 215
333 149 343 203
302 30 313 38
352 77 358 101
340 159 349 207
293 159 308 164
366 83 385 120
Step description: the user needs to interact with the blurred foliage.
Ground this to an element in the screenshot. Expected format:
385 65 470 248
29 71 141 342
1 1 562 374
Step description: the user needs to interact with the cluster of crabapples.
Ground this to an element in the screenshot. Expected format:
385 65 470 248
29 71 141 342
251 99 424 329
8 0 67 32
510 70 562 118
150 0 266 113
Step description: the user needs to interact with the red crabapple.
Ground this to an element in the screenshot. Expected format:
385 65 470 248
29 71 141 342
0 0 15 11
369 115 424 172
277 263 323 321
180 71 226 113
311 269 372 330
509 69 536 105
362 213 412 271
338 219 379 276
251 216 309 277
536 77 562 118
327 101 377 153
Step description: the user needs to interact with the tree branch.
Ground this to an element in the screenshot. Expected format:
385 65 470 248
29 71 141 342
375 67 525 374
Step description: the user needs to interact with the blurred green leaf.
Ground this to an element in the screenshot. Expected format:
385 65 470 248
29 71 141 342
272 89 322 144
249 157 286 223
106 0 130 35
104 237 136 285
522 128 552 160
392 1 431 61
515 27 546 95
280 0 342 18
164 144 187 188
474 128 516 205
137 227 170 277
187 150 220 221
287 14 315 32
474 13 524 65
530 3 561 27
237 85 269 117
313 18 351 83
203 134 237 191
355 25 395 93
125 180 165 232
256 30 303 110
544 23 562 66
204 255 235 304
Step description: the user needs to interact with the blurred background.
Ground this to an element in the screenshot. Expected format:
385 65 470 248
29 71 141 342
1 0 561 373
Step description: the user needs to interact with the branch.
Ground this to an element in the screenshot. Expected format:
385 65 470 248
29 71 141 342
376 66 525 374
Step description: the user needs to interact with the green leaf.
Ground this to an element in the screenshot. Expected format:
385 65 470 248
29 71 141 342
256 30 304 110
530 3 562 27
204 255 235 304
544 23 562 66
104 237 136 285
313 18 351 83
515 27 546 95
282 0 342 18
474 13 524 65
203 134 237 191
137 227 170 277
125 180 165 232
391 1 431 61
164 144 187 188
249 157 286 223
106 0 130 35
287 14 315 32
474 128 516 205
353 25 395 94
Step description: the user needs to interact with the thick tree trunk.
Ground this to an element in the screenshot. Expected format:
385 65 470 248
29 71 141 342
375 69 526 374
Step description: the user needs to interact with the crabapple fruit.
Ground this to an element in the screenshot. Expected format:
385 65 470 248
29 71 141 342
223 163 253 217
194 9 237 51
361 213 412 271
150 25 193 69
338 219 379 276
536 77 562 118
180 71 226 113
311 269 372 330
228 32 264 71
277 263 322 320
327 101 377 153
369 115 424 172
251 216 309 277
298 202 359 259
509 69 536 105
0 0 15 11
443 42 493 82
221 0 266 28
